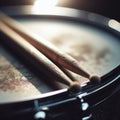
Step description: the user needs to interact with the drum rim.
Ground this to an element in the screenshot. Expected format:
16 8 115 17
0 5 120 108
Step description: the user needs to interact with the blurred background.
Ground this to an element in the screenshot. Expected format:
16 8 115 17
0 0 119 22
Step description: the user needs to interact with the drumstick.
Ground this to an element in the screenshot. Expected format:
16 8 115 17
0 11 90 79
0 21 79 88
0 11 101 84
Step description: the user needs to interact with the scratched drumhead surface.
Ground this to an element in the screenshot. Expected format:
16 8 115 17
0 8 120 103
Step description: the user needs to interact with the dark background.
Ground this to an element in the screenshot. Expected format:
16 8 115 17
0 0 120 22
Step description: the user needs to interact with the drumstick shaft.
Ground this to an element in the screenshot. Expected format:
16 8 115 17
0 11 90 79
0 21 74 86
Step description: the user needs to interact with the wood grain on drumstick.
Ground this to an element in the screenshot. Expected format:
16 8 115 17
0 11 101 85
0 21 77 87
0 11 90 79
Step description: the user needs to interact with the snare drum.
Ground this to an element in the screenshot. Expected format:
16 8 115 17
0 6 120 120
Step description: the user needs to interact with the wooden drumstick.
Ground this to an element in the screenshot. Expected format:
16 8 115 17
0 21 78 87
0 11 101 83
0 11 90 79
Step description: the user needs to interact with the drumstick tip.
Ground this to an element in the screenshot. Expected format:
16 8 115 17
68 82 82 94
89 75 101 85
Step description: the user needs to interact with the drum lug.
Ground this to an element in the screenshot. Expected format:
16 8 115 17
34 109 48 120
34 106 51 120
34 111 46 119
77 94 92 120
33 100 48 120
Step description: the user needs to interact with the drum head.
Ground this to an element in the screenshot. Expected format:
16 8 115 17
0 6 120 120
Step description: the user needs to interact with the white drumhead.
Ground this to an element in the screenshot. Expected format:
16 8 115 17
0 7 120 103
